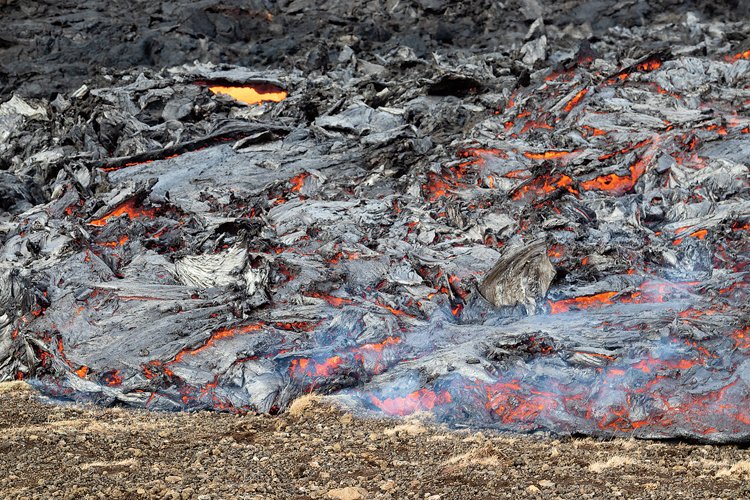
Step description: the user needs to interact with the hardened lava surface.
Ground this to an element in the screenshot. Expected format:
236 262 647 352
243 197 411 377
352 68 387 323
1 4 749 443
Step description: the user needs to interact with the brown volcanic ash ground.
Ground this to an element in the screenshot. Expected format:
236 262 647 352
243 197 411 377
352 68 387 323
3 383 750 499
1 2 750 443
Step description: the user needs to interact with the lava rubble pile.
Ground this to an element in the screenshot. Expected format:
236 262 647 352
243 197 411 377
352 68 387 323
1 12 750 444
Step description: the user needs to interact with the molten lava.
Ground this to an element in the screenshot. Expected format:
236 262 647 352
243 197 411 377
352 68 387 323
563 88 588 113
511 173 577 200
290 356 344 378
370 388 452 416
423 172 454 201
289 172 309 193
598 138 651 161
549 281 694 314
98 235 130 248
523 150 578 161
306 292 354 308
485 383 558 425
726 49 750 62
208 84 287 105
88 199 156 227
582 143 658 193
171 323 264 364
549 291 618 313
290 337 402 380
635 59 662 72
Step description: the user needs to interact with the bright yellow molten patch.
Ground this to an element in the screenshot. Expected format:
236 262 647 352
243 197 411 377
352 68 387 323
208 85 287 105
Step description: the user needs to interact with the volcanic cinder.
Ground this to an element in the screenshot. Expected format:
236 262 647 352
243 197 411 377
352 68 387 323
1 0 749 443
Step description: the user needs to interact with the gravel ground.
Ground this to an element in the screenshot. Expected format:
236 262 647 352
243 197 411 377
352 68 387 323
2 382 750 499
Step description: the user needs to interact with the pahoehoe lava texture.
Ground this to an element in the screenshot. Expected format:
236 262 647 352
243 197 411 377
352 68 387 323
1 1 750 443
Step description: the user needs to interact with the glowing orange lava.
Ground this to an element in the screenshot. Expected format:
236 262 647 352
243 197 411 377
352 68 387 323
485 383 557 424
563 88 589 113
458 147 508 160
358 336 401 354
102 370 123 386
581 146 656 194
635 59 662 72
289 172 309 193
726 49 750 62
99 235 130 248
523 150 578 161
290 356 344 378
307 292 354 308
88 199 156 227
581 125 608 137
375 300 415 318
423 172 454 201
511 173 578 200
370 389 452 416
733 326 750 349
579 172 634 192
171 323 264 364
631 355 700 374
598 138 651 161
548 291 618 313
519 120 554 133
208 84 287 105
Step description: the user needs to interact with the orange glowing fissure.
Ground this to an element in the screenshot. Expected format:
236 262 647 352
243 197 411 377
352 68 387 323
290 356 343 378
581 143 657 193
523 150 579 161
208 85 287 105
548 281 695 313
549 291 618 314
171 323 265 364
101 154 180 173
519 120 554 134
601 58 663 86
511 173 577 201
581 125 607 137
673 229 707 245
289 172 309 192
458 147 508 160
635 59 662 72
289 337 402 379
726 49 750 62
88 199 156 227
98 235 129 248
598 138 651 161
375 300 415 318
563 88 588 113
370 388 452 416
306 292 354 308
630 354 700 374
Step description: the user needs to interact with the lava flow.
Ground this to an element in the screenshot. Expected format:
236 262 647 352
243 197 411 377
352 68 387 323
4 11 750 446
88 198 157 227
369 388 453 416
170 323 265 365
290 336 402 381
207 83 287 105
548 280 695 313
